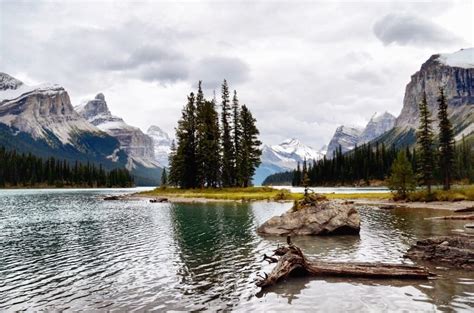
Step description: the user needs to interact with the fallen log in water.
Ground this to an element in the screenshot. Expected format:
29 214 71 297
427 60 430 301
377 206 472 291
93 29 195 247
425 214 474 220
256 237 432 288
455 207 474 213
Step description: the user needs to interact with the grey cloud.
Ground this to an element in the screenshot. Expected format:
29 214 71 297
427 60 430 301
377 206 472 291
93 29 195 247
346 68 386 85
191 57 250 89
373 13 462 47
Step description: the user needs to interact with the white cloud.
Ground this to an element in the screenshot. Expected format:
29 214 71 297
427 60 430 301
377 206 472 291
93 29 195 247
0 0 472 149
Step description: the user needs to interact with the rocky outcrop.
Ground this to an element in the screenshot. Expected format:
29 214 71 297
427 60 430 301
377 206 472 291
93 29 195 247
326 125 362 157
0 74 105 145
77 94 159 170
387 48 474 146
358 112 396 144
405 236 474 269
257 201 360 236
147 125 171 167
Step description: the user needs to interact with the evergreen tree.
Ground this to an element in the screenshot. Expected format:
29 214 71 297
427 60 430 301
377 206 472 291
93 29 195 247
220 79 234 187
172 93 198 188
388 150 416 200
437 87 455 190
238 105 262 187
232 90 242 185
168 140 178 186
195 81 221 187
416 92 435 194
160 168 168 187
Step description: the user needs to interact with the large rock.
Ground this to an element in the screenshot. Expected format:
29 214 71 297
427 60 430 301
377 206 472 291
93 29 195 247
405 236 474 269
257 201 360 236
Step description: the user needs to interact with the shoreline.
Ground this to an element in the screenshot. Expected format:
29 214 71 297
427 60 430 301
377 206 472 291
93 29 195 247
126 192 474 210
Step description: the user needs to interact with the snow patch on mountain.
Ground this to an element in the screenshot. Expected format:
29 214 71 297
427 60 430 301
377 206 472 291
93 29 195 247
358 111 396 144
77 94 159 170
326 125 363 157
436 48 474 69
254 138 324 185
0 74 102 145
147 125 172 167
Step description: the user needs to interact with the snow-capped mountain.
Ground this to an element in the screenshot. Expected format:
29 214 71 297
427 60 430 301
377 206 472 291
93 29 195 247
147 125 172 167
326 111 396 157
358 112 396 144
76 93 159 170
254 138 324 185
326 125 363 157
380 48 474 147
0 73 101 145
0 72 128 172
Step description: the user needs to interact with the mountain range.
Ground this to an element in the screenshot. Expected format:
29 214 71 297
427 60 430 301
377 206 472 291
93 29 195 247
0 73 163 185
1 49 472 186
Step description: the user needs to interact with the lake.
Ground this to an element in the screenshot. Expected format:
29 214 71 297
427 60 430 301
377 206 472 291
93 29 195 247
0 188 473 311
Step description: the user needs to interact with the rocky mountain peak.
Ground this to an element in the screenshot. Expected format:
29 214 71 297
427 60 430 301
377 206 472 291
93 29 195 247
147 125 172 167
0 73 23 91
394 48 474 131
77 93 112 122
358 111 396 144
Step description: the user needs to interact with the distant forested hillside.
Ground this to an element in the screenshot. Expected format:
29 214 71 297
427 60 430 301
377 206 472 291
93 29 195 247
0 146 134 188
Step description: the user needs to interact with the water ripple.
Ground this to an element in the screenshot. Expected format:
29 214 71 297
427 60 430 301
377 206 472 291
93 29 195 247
0 190 472 311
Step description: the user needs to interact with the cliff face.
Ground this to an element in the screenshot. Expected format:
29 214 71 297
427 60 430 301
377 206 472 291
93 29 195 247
326 125 363 157
0 73 106 146
358 112 396 144
77 94 159 169
395 48 473 136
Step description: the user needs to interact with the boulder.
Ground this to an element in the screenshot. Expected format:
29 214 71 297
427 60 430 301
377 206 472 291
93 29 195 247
405 236 474 269
257 201 360 236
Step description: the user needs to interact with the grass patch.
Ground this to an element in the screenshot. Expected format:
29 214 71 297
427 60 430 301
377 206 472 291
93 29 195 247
407 185 474 202
139 186 302 201
324 192 392 200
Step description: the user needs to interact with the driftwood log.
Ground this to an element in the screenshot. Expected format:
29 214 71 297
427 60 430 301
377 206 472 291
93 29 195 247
425 214 474 220
256 237 432 288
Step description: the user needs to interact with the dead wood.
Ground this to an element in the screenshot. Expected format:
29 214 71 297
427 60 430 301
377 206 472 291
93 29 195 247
256 237 431 288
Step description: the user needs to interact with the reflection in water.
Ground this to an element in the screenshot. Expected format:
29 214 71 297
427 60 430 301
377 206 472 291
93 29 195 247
0 189 473 311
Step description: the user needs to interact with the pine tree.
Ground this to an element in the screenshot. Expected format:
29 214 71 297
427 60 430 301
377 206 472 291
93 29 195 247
160 168 168 187
220 80 234 187
172 93 198 188
168 140 178 186
388 150 416 200
416 92 435 194
232 90 242 185
238 104 262 187
437 88 455 190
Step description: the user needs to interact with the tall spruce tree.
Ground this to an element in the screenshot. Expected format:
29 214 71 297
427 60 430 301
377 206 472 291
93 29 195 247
172 93 198 188
220 80 235 187
195 80 221 187
232 90 242 185
238 104 262 187
437 87 455 190
168 140 178 186
195 81 207 187
416 92 435 194
160 168 168 187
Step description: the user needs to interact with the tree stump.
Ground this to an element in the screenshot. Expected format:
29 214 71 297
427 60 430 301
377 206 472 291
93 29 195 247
256 237 432 288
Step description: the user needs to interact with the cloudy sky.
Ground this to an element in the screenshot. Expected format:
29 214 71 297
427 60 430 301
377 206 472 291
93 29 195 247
1 0 472 149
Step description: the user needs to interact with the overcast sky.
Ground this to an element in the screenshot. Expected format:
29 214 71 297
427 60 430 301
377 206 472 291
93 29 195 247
1 0 472 149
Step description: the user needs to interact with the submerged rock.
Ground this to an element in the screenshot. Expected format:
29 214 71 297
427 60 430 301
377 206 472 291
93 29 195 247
257 201 360 236
405 236 474 269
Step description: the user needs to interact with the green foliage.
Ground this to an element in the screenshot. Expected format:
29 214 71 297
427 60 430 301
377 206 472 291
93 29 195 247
168 80 261 189
387 150 416 200
160 168 168 187
237 105 262 187
416 92 435 193
220 79 234 187
407 186 474 202
437 88 455 190
0 146 133 188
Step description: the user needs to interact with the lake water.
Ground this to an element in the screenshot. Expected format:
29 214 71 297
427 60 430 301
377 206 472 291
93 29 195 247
0 188 473 311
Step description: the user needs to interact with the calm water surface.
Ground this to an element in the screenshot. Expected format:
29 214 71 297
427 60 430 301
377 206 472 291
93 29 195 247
0 188 473 311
